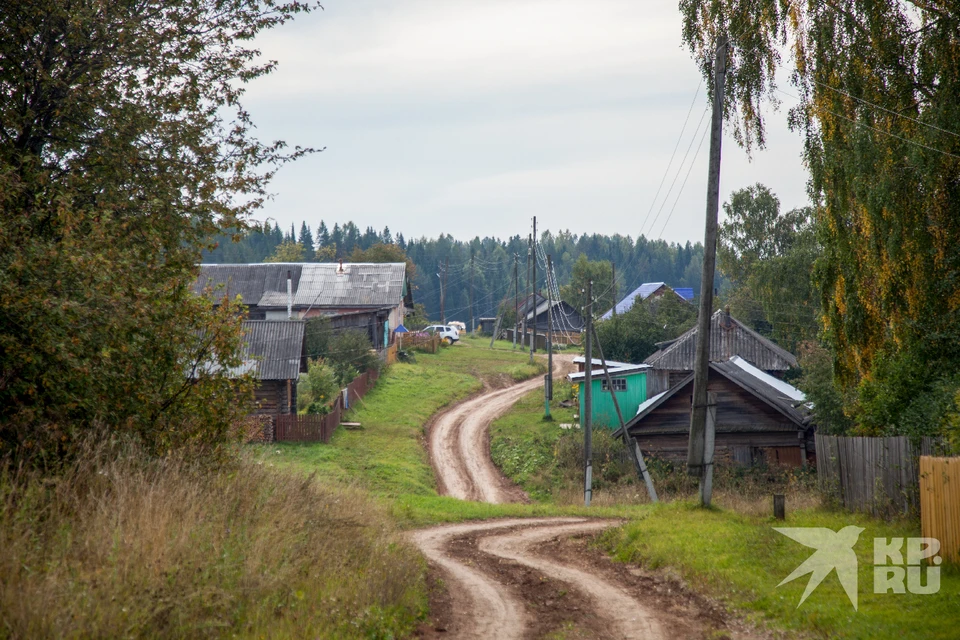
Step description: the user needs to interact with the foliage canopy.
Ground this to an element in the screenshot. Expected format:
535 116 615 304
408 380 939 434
681 0 960 436
0 0 313 460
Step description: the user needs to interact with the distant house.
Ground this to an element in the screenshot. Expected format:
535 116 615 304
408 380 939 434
518 293 585 334
618 356 814 467
601 282 693 320
567 359 670 429
193 262 410 350
201 320 307 417
644 309 798 386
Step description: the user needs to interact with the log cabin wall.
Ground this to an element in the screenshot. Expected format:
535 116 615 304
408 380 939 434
629 371 806 466
252 380 293 416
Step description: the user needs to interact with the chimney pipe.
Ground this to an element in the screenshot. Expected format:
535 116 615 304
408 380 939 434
287 270 292 320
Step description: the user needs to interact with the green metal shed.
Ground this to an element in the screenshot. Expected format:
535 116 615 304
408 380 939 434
568 364 652 429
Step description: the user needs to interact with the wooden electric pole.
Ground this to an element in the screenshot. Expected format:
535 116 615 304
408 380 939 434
513 254 519 349
591 323 658 502
545 254 554 419
523 236 531 349
530 216 537 361
584 279 593 506
469 251 475 335
687 36 728 509
611 262 617 317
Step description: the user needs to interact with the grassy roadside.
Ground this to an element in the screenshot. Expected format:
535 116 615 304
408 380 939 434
488 369 960 638
601 502 960 639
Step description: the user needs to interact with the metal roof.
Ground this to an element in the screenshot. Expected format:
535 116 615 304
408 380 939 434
567 364 650 382
601 282 690 320
284 262 405 309
194 262 406 309
239 320 305 380
617 357 808 436
193 264 303 306
643 310 797 371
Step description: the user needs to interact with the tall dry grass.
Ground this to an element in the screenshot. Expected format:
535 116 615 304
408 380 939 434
552 429 822 514
0 437 425 639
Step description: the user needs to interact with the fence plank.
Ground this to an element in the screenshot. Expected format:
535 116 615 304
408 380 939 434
920 456 960 564
815 434 944 516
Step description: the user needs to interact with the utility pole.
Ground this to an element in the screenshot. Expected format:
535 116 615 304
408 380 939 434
440 257 449 324
524 236 531 350
590 322 658 502
611 262 617 317
530 216 537 361
469 250 475 335
687 36 728 509
545 254 554 419
584 279 593 507
513 254 519 349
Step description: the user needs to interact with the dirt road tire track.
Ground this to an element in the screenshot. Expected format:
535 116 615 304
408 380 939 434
477 520 665 639
428 352 574 503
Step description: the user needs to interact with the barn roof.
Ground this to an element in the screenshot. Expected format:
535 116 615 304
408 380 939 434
194 263 406 309
238 320 305 380
643 310 797 371
193 264 303 306
616 356 808 436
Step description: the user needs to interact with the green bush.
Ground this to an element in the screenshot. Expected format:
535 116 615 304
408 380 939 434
297 359 340 415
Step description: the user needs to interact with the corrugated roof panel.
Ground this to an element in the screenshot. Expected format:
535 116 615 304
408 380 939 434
194 264 302 306
239 320 305 380
290 263 406 308
643 310 797 371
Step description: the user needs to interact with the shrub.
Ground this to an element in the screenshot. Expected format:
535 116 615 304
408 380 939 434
297 359 340 415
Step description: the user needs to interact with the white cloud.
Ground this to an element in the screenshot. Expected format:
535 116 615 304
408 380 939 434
241 0 810 245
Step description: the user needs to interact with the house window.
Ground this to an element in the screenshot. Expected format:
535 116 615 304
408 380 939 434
601 378 627 392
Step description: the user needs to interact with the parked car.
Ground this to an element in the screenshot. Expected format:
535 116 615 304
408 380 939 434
425 324 460 344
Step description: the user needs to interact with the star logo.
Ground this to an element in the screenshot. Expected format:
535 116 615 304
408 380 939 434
775 526 865 610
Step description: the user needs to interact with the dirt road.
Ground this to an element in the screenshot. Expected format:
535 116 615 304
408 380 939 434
428 353 574 503
412 517 763 639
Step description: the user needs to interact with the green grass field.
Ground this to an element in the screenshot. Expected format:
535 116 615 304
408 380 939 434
601 502 960 639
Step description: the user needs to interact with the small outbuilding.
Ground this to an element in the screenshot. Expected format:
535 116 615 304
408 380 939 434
567 360 670 429
618 355 814 467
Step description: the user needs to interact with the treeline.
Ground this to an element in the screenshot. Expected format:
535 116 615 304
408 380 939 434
203 223 709 325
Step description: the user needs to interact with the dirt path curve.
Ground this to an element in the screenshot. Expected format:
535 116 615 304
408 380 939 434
478 520 665 639
411 518 681 639
410 518 584 640
429 352 575 503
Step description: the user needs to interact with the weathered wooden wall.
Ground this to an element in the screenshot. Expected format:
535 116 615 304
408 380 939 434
920 456 960 563
816 435 945 516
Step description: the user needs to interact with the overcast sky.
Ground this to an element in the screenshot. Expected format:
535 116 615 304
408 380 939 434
244 0 809 245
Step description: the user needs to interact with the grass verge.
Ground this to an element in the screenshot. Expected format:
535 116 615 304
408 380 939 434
601 502 960 639
0 439 425 639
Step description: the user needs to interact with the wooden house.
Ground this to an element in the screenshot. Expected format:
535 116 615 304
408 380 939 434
193 262 410 350
567 361 670 429
518 293 585 334
238 320 307 417
643 309 798 386
601 282 693 320
618 356 814 467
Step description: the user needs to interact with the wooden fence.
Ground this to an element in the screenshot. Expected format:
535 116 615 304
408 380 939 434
815 435 945 516
920 456 960 563
502 328 581 348
273 368 379 443
384 342 398 365
399 333 441 353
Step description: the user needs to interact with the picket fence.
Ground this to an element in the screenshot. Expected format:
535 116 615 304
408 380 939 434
272 369 380 444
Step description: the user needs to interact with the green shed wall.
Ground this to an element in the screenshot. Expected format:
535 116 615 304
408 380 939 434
578 371 647 428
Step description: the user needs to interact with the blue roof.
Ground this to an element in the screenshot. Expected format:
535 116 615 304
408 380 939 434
600 282 667 320
674 288 694 301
